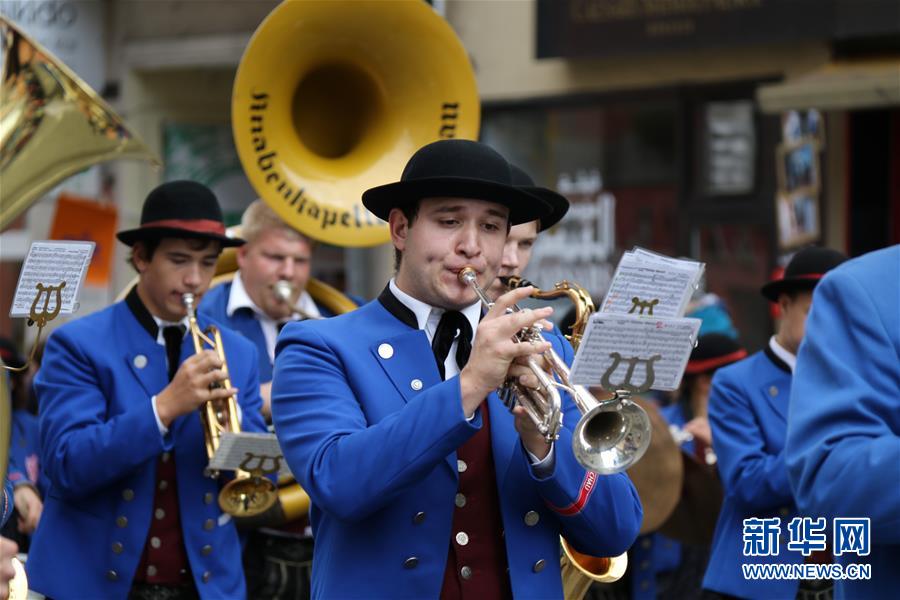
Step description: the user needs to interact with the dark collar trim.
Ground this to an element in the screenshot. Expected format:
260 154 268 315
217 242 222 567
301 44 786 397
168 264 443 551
377 285 418 330
764 344 792 374
125 285 159 340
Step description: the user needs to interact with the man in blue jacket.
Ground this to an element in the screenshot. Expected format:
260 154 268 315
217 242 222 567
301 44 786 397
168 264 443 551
271 139 642 599
702 246 846 600
787 244 899 599
28 181 267 600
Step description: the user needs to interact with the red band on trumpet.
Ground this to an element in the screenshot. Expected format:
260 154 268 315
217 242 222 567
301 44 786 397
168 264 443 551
547 471 598 516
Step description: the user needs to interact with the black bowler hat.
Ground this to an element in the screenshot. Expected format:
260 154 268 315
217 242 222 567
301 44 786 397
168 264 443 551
685 333 747 376
760 246 847 302
362 140 552 225
509 164 569 231
117 180 244 247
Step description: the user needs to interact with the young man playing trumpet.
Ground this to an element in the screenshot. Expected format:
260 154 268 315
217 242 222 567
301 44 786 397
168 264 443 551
271 139 642 599
27 181 267 600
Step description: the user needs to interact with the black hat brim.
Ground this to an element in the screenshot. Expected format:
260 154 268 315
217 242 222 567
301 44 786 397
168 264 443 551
362 176 553 225
520 186 569 231
760 276 820 302
117 227 245 248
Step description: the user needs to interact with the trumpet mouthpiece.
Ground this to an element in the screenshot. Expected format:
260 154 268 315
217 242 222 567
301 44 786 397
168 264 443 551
458 266 478 285
273 280 293 302
182 293 196 308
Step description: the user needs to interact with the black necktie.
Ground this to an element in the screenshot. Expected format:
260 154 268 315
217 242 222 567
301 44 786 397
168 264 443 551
431 311 472 380
162 325 186 381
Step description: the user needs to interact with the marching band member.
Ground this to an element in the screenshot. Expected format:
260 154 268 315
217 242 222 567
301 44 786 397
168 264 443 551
199 200 358 419
786 244 899 599
702 246 846 600
271 139 642 599
486 164 568 302
1 338 44 544
199 200 360 599
27 181 267 599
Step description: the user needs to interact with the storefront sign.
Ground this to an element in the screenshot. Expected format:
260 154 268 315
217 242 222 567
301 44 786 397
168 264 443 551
537 0 898 59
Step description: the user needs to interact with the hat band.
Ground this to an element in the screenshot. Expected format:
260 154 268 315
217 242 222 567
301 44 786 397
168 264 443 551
789 273 825 281
686 349 748 375
140 218 226 236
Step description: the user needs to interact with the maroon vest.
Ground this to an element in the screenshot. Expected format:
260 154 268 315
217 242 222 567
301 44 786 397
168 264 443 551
133 452 191 584
441 405 512 599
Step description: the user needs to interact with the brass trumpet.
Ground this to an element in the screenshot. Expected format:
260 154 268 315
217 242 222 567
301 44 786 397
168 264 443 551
182 293 277 517
458 268 651 474
272 280 324 321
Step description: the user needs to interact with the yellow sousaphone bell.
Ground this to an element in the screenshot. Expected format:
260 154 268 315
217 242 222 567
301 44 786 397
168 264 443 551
231 0 480 247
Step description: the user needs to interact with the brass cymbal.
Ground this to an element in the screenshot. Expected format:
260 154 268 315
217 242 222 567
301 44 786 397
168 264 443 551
626 398 684 533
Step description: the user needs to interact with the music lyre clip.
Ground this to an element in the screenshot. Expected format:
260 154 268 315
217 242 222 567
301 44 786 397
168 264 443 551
2 281 66 373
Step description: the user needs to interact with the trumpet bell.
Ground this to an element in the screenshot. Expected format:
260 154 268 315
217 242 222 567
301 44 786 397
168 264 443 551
573 399 652 475
0 17 159 231
219 476 278 517
232 0 479 247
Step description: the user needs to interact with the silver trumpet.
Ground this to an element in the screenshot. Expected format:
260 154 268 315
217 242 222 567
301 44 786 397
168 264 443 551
272 280 323 321
458 267 652 474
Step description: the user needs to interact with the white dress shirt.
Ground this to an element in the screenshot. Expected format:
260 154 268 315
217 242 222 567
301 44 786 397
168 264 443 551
768 335 797 373
151 315 189 436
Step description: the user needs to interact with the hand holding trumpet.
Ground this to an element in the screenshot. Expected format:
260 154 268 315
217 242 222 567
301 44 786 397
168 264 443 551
458 285 552 413
156 351 237 427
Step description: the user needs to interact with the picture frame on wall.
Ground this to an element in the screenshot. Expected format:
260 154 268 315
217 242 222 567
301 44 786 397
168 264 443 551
776 140 820 194
781 109 825 147
776 190 820 249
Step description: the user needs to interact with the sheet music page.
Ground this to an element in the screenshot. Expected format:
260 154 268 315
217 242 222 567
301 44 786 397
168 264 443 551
209 432 293 478
10 241 95 317
600 251 699 318
570 313 701 391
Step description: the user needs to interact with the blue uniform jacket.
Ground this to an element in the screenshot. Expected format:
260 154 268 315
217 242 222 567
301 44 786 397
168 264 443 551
703 350 806 599
271 299 642 599
787 245 900 599
8 410 44 498
28 300 266 599
199 281 358 383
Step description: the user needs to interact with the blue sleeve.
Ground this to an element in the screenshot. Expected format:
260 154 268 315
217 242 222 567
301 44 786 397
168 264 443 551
537 331 643 557
709 367 793 512
786 266 900 544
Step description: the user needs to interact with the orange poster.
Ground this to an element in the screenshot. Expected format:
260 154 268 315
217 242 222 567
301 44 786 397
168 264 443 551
49 193 118 287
